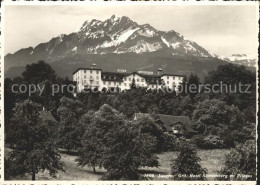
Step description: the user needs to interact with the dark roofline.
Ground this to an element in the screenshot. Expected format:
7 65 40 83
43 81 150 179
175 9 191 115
73 69 185 78
73 68 102 75
161 74 186 77
102 71 129 75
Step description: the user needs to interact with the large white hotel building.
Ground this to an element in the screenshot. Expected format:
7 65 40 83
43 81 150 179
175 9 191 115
73 64 185 92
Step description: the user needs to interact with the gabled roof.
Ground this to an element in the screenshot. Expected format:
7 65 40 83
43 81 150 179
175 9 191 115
39 111 58 125
134 113 195 133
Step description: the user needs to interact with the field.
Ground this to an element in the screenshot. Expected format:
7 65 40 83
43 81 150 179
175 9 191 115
5 148 230 181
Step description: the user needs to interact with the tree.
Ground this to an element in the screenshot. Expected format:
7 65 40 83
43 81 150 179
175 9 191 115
75 111 99 173
192 99 229 135
133 114 166 152
192 99 248 148
218 140 256 180
22 60 57 84
7 100 63 180
130 78 137 90
77 104 158 180
205 63 256 110
171 143 207 180
186 73 200 100
57 97 85 152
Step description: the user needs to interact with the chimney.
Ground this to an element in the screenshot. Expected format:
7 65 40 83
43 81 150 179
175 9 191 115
43 106 45 111
157 68 163 76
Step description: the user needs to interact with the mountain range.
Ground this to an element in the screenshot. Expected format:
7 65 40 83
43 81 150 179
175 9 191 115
219 54 257 67
4 15 255 80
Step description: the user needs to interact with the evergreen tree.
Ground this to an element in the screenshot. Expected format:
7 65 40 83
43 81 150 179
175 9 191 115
186 73 200 100
171 143 207 180
130 78 137 90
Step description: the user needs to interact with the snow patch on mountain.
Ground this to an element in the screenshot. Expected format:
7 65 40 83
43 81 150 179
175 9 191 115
218 54 257 67
100 27 139 48
72 47 77 52
127 41 162 53
161 37 170 47
171 42 180 49
117 27 140 43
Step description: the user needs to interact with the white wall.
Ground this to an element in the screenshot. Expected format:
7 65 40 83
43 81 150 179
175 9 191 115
73 70 184 92
161 75 184 91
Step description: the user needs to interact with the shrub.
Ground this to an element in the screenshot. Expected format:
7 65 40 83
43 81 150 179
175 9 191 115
217 140 256 180
193 135 224 149
4 158 26 180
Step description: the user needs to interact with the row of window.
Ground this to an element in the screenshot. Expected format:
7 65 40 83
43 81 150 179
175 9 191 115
123 77 145 82
166 81 176 85
165 76 182 80
76 75 182 82
84 70 99 74
83 75 99 80
79 80 179 87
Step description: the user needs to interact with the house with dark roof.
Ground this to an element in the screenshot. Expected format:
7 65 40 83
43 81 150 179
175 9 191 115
134 113 196 138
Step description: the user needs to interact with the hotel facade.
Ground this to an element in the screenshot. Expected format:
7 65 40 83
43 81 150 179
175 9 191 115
73 64 185 92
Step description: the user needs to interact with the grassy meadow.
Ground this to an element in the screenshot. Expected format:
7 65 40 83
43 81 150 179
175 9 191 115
5 148 230 180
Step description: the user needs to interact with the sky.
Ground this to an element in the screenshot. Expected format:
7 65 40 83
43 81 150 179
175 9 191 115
3 4 259 57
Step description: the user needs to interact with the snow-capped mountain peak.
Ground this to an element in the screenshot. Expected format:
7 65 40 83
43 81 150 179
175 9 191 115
6 15 217 70
218 54 257 67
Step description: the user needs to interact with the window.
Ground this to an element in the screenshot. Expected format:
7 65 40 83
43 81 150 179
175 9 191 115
167 76 169 79
129 78 131 81
84 70 86 73
124 83 127 86
84 75 86 79
173 77 175 80
114 82 116 85
90 81 93 84
90 70 92 74
97 81 99 85
141 79 144 82
152 85 154 88
108 82 111 85
103 81 106 85
96 71 99 74
137 79 140 82
84 80 86 83
119 82 121 85
167 81 169 84
96 76 99 80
